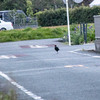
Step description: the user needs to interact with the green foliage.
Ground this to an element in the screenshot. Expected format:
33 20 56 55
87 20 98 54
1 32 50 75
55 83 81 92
0 24 95 45
36 6 100 26
26 0 33 17
69 23 95 45
0 27 63 42
31 0 65 13
0 0 94 14
0 0 27 12
0 90 16 100
71 33 84 45
70 6 100 24
36 8 67 26
0 0 65 14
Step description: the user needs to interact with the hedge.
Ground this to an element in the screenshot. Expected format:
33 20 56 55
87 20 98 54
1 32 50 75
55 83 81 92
36 6 100 26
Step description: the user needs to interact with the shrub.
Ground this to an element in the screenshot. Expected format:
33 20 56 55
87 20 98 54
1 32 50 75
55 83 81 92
36 6 100 26
69 23 95 45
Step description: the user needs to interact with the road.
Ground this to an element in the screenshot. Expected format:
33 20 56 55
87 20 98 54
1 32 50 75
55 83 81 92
0 38 100 100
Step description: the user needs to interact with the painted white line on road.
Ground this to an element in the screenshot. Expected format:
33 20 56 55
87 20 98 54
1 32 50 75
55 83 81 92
92 56 100 58
64 65 88 68
0 54 27 60
21 45 48 49
69 50 91 57
0 55 10 59
0 71 44 100
69 49 100 59
0 55 17 59
65 65 84 68
20 44 54 49
30 45 48 48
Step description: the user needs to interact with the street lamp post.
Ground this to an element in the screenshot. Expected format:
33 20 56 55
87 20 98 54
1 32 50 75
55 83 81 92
65 0 71 46
63 0 83 46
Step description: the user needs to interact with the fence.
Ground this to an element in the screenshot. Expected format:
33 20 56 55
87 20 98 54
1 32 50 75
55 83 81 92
12 17 38 29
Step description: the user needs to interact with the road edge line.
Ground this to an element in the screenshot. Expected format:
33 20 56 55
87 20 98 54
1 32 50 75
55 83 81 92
0 71 44 100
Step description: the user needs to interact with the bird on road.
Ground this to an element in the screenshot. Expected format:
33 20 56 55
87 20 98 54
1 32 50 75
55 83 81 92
54 45 59 53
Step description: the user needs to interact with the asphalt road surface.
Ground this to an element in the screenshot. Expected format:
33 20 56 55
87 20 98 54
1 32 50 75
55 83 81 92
0 38 100 100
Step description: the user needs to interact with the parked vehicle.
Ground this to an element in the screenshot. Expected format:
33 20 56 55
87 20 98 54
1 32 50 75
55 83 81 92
0 10 30 24
0 10 38 29
0 20 13 30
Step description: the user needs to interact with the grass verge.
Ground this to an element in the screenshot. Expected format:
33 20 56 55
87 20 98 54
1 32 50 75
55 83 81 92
0 90 17 100
0 27 64 42
0 23 95 45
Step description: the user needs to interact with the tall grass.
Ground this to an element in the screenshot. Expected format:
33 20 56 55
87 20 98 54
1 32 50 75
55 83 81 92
0 90 17 100
63 23 95 45
0 27 64 42
0 24 95 45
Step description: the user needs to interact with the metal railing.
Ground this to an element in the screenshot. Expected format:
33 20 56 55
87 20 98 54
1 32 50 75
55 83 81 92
13 17 38 29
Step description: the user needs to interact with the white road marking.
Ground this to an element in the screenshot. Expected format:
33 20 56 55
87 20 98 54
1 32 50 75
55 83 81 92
26 45 48 48
0 71 44 100
64 65 88 68
64 65 84 68
69 49 91 57
20 44 54 49
0 54 26 59
69 49 100 59
93 56 100 58
30 45 48 48
0 55 10 59
35 45 48 48
1 65 88 99
0 55 17 59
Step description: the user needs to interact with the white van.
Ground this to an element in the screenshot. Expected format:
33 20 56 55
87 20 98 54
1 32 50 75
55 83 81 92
0 20 13 30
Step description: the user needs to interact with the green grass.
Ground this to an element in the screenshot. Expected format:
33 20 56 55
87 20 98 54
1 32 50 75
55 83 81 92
0 23 95 45
0 27 64 42
0 90 16 100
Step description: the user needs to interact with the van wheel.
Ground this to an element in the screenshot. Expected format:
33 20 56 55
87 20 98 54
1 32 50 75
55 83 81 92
0 28 6 31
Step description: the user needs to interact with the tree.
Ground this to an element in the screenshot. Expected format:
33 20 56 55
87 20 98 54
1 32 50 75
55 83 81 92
82 0 94 6
31 0 65 13
0 0 94 15
68 0 94 8
26 0 33 17
0 0 27 12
